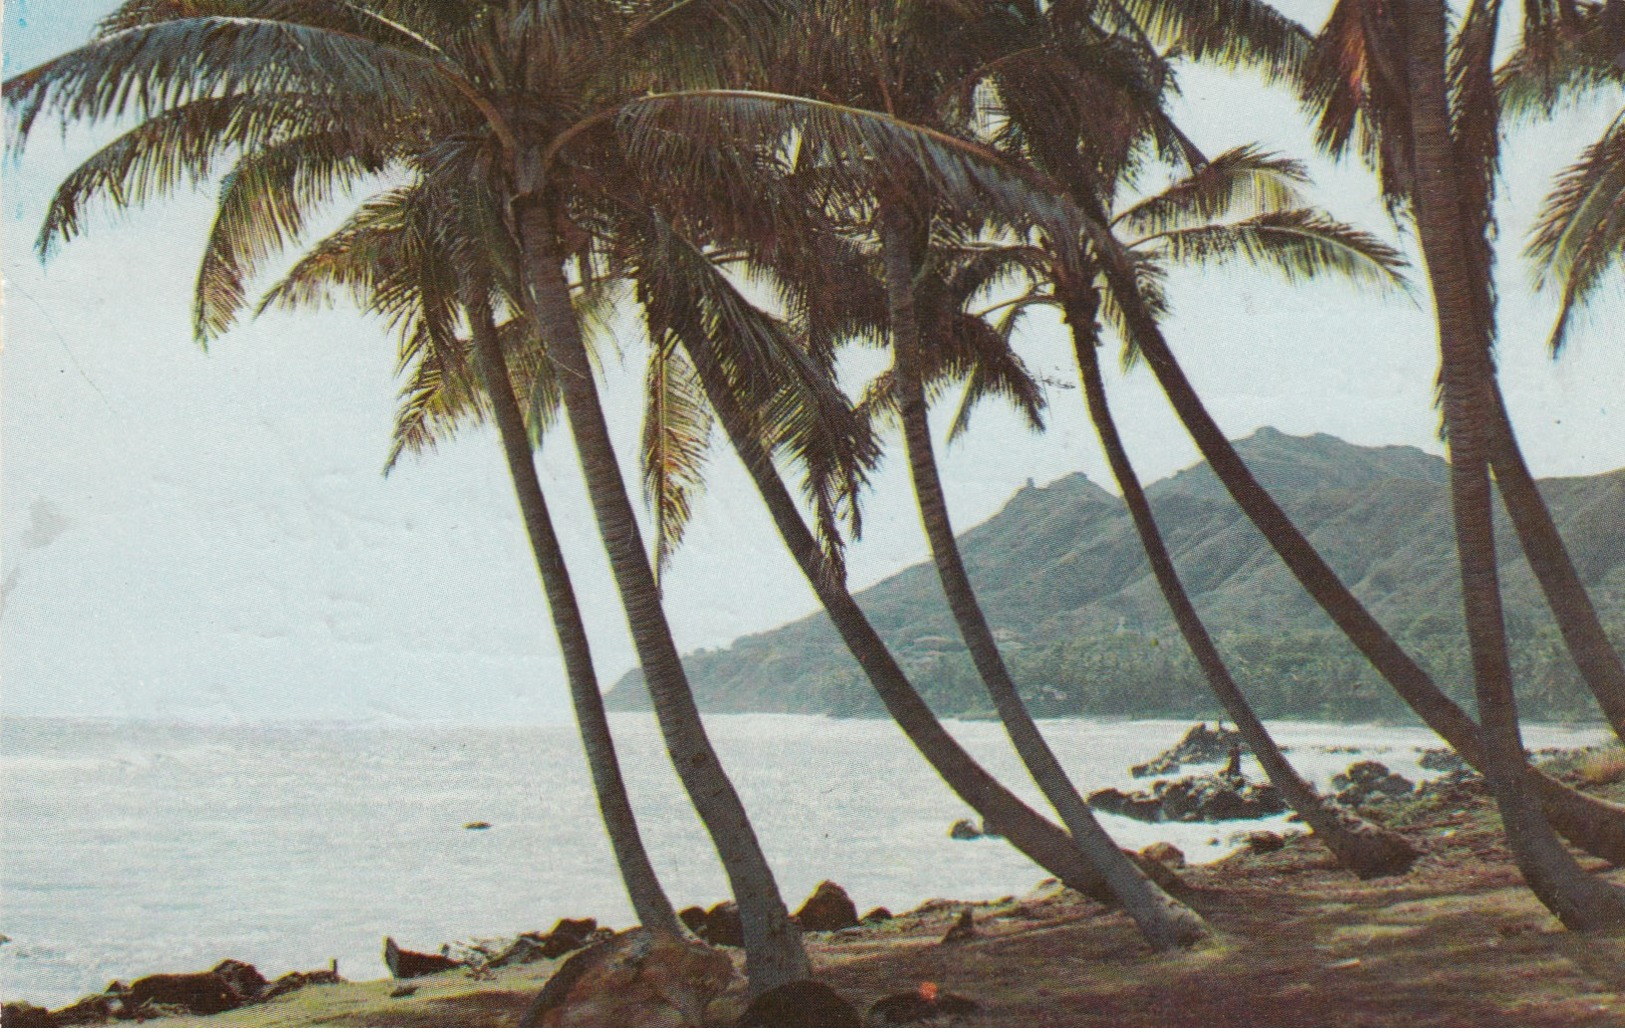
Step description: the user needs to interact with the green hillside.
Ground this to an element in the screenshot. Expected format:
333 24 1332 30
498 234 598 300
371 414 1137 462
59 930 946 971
606 429 1625 722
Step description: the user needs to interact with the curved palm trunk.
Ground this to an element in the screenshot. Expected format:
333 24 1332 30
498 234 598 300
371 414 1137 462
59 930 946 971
1400 0 1625 929
881 213 1203 950
1063 289 1419 879
465 289 683 937
1487 391 1625 740
518 210 810 990
1075 197 1625 865
678 328 1185 907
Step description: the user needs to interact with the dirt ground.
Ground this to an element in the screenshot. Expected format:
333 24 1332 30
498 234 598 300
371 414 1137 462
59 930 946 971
70 767 1625 1026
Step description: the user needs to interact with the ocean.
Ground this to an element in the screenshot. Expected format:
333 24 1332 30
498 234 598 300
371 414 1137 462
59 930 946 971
0 713 1609 1007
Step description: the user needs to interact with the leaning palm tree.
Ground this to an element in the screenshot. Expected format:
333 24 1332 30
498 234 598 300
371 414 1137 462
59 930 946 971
615 194 1191 908
942 132 1425 877
1299 0 1625 926
256 180 684 937
1303 0 1625 745
6 0 812 987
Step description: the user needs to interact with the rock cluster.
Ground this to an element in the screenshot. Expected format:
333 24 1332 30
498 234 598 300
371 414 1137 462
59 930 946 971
1417 747 1468 773
680 901 745 947
1331 761 1416 807
1129 723 1251 777
947 817 1004 840
680 882 862 946
4 959 341 1026
1088 774 1287 823
449 918 610 970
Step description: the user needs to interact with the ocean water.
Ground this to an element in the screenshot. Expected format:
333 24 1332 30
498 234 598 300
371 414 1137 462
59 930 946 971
0 713 1609 1007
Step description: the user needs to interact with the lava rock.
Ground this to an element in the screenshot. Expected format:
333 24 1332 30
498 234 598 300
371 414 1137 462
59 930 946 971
736 980 861 1026
948 819 981 840
679 906 709 935
1140 841 1187 867
1089 775 1286 823
699 902 744 948
861 907 894 924
1246 831 1287 853
1332 761 1415 807
2 1002 57 1027
1130 723 1251 777
793 881 859 933
122 970 241 1017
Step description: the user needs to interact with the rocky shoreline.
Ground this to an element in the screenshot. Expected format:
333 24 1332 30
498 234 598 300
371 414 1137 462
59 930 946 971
4 728 1602 1027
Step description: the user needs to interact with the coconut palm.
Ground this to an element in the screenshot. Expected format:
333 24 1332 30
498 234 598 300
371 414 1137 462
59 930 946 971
253 180 685 937
6 0 813 987
940 128 1425 876
1296 0 1625 925
616 195 1190 908
1303 0 1625 744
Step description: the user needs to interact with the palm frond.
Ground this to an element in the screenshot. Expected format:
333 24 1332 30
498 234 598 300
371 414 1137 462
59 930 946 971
641 338 714 578
36 92 344 255
4 16 463 145
1103 0 1314 84
1137 207 1411 292
1526 111 1625 354
194 130 390 341
1111 145 1311 239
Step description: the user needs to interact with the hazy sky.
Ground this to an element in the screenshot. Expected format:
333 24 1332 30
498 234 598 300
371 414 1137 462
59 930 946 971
3 1 1622 723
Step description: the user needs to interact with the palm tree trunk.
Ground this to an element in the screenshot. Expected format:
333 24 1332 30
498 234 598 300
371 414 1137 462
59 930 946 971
1063 288 1420 879
517 208 810 990
1075 195 1625 865
1487 390 1625 740
678 327 1186 907
881 212 1203 950
465 286 683 937
1400 0 1625 929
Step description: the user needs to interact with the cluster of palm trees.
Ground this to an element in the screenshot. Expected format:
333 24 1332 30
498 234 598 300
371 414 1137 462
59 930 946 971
8 0 1624 999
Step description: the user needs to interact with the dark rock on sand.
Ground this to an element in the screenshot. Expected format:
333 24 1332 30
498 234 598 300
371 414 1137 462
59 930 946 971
736 980 862 1026
948 818 981 840
2 1002 57 1027
1130 723 1251 777
794 881 859 932
869 983 982 1026
698 902 745 948
1140 841 1187 867
384 936 464 979
1331 761 1415 807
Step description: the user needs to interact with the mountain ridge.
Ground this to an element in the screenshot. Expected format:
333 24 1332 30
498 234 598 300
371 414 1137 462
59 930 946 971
607 429 1625 722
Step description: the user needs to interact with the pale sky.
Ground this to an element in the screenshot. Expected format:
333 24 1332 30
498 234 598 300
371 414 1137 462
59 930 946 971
3 1 1622 722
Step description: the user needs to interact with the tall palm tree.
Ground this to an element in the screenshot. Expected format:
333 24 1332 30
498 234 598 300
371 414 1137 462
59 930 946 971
255 182 684 937
6 0 811 987
1293 0 1625 924
1302 0 1625 744
618 199 1191 910
951 129 1426 876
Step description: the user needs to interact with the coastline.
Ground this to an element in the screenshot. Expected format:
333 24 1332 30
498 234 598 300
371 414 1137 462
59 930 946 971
10 746 1625 1026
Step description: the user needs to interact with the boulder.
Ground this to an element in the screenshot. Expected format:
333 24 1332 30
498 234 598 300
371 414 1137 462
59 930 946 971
735 979 861 1026
1129 723 1251 777
1331 761 1415 807
211 959 268 1001
699 902 744 948
1140 841 1187 868
1089 775 1287 823
3 1002 57 1027
948 819 981 840
679 906 709 935
860 907 894 925
384 936 463 979
793 881 859 933
122 970 242 1017
520 930 734 1027
1246 831 1287 854
539 918 599 959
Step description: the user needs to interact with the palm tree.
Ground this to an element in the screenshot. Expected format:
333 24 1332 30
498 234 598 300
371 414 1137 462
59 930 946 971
1301 0 1625 743
956 128 1426 877
619 199 1191 909
796 0 1205 950
255 182 685 937
7 0 811 987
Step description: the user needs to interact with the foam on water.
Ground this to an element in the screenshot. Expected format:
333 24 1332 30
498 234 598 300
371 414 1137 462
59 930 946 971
0 714 1609 1007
